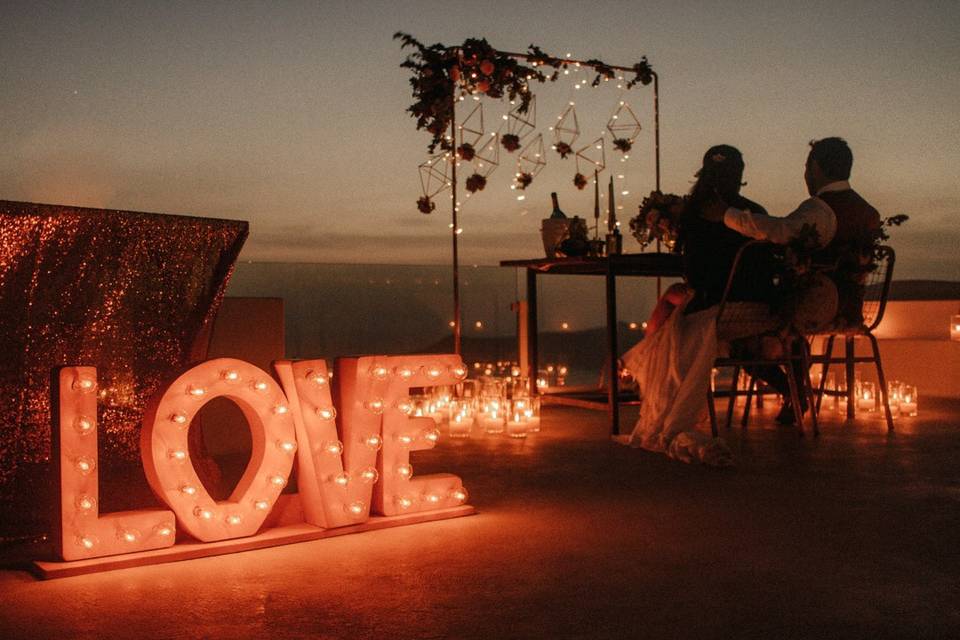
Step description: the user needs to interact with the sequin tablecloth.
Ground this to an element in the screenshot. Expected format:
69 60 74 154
0 200 247 541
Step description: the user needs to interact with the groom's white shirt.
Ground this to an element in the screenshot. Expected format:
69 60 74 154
722 180 849 246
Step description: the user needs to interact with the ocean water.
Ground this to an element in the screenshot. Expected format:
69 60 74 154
225 262 673 377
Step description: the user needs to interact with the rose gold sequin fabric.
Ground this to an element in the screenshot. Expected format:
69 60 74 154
0 200 246 540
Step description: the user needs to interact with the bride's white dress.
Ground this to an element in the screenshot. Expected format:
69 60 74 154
620 293 734 466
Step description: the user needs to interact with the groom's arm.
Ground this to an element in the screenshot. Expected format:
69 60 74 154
723 197 837 245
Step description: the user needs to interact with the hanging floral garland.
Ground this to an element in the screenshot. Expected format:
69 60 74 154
395 32 653 154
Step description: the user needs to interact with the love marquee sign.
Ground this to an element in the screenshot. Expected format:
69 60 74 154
48 354 471 573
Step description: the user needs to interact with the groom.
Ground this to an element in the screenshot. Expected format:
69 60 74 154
704 137 881 423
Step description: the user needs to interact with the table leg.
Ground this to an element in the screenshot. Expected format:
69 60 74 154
527 268 539 396
606 267 619 435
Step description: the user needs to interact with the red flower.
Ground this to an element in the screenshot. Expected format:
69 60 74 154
465 173 487 193
555 141 573 159
417 196 435 214
573 173 588 190
501 134 521 152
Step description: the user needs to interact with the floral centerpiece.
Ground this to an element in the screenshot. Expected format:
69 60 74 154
629 191 685 251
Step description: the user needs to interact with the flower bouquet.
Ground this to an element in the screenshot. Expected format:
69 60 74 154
629 191 685 251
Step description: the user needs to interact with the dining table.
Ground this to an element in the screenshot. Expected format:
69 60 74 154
500 252 684 435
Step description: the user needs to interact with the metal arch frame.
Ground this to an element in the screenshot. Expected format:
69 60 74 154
443 49 660 355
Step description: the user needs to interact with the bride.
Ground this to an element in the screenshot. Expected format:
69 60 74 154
621 145 778 465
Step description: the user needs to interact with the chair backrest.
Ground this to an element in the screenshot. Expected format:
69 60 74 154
716 240 783 340
863 245 895 332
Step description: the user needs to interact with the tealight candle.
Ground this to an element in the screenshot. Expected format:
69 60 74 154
522 396 541 433
478 405 504 434
899 384 918 417
857 381 876 412
447 400 472 438
506 401 528 439
887 380 902 413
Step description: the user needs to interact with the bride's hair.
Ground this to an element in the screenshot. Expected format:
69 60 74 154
686 144 746 213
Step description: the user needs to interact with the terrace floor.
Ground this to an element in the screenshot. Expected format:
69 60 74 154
2 398 959 639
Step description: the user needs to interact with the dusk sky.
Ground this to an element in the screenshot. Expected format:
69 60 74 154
2 1 958 279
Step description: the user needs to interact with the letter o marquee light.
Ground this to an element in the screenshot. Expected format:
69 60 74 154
140 358 296 542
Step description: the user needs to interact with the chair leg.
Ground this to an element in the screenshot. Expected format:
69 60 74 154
845 336 856 420
741 377 755 428
784 339 805 436
706 389 718 438
725 365 741 430
867 332 895 433
815 335 835 414
800 339 819 437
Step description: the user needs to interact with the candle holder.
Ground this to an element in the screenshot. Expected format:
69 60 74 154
447 399 473 438
522 396 541 432
477 402 504 434
899 384 918 417
505 399 529 439
857 381 876 413
887 380 902 414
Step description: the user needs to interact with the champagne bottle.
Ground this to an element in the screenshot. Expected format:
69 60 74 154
549 192 567 219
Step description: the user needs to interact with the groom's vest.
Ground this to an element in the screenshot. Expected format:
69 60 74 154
816 189 881 327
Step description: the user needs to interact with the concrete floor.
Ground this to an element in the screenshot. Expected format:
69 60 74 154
2 399 959 639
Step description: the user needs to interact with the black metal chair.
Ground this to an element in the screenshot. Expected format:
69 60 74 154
707 241 819 437
810 246 896 432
